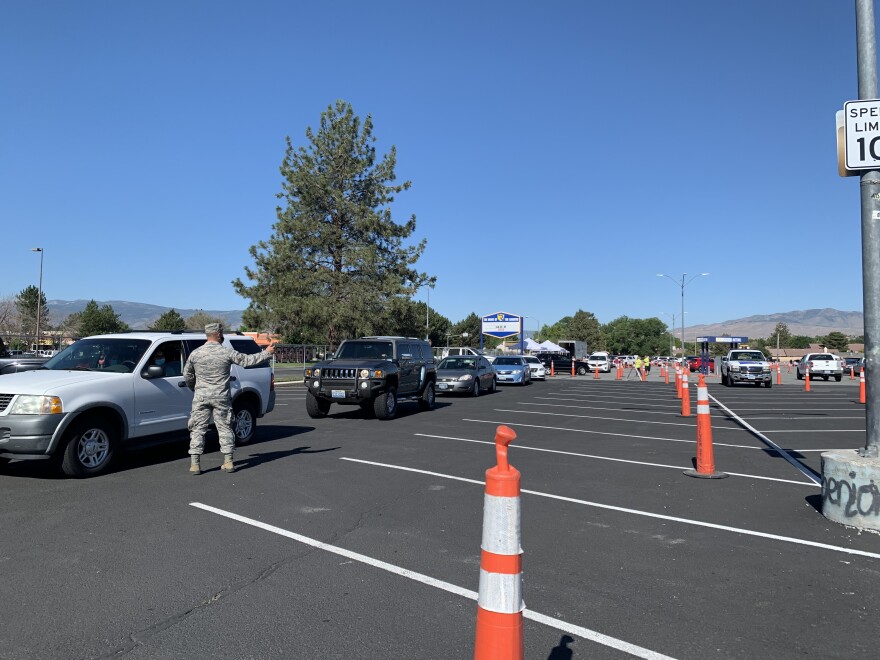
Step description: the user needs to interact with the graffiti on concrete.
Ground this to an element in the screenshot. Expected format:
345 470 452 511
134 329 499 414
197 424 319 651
822 471 880 518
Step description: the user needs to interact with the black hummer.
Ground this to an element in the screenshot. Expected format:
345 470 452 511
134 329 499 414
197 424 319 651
303 336 436 420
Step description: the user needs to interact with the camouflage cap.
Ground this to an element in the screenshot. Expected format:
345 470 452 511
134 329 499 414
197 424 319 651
205 323 222 334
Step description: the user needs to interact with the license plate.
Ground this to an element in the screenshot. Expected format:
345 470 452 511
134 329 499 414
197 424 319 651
438 383 449 390
331 390 346 398
747 375 756 379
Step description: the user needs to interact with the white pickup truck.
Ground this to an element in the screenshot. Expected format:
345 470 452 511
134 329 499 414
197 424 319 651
0 331 275 477
797 353 843 382
720 349 773 388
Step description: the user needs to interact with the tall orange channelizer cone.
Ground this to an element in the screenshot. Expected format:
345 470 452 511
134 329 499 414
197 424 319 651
664 364 669 385
550 360 555 377
474 425 524 660
684 374 728 479
850 365 855 380
776 363 782 386
680 369 691 416
593 364 599 380
676 365 683 399
571 360 576 378
860 367 866 404
804 365 811 392
616 363 622 380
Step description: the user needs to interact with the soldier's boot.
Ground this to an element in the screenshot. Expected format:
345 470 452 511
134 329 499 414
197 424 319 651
221 454 235 473
189 456 201 475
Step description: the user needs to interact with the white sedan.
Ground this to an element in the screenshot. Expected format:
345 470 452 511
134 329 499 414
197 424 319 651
522 355 547 380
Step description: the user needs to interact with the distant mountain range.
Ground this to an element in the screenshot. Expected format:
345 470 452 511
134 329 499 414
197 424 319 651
683 308 864 339
47 300 243 330
43 301 863 339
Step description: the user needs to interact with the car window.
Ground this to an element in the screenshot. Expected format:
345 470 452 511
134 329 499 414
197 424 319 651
812 354 835 361
229 338 270 368
45 338 151 373
146 340 184 377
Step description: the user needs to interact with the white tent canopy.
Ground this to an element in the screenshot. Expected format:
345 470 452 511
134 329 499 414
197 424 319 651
538 340 566 353
524 337 543 352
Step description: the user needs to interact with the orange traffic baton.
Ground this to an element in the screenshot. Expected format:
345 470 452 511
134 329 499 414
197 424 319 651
474 425 524 660
804 365 811 392
684 374 728 479
860 367 866 404
680 369 691 416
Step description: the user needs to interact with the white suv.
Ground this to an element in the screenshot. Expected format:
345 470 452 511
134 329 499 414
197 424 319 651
0 331 275 477
587 352 612 373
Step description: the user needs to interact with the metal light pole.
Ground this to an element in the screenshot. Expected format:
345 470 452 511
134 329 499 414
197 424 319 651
660 312 677 356
658 272 708 357
31 247 43 351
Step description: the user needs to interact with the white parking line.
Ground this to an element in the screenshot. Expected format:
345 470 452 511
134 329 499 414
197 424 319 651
707 395 821 485
189 502 674 660
760 429 865 433
492 407 711 429
533 396 685 410
413 434 815 486
336 460 880 560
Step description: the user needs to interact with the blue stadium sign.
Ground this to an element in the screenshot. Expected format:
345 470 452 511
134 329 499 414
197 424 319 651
481 312 522 338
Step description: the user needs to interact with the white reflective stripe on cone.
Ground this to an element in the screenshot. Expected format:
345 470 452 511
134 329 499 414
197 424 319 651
478 569 524 613
481 494 522 555
697 387 707 399
697 404 710 414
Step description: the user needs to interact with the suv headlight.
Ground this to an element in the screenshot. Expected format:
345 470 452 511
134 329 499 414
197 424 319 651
313 368 321 378
730 365 741 372
10 395 63 415
359 369 370 379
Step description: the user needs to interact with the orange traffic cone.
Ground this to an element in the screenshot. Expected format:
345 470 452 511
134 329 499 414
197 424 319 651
616 363 622 380
474 425 524 660
684 374 728 479
776 363 782 386
571 360 576 378
680 369 691 416
804 365 811 392
550 360 555 377
860 367 866 404
850 365 855 380
664 364 669 385
676 365 683 399
593 364 599 380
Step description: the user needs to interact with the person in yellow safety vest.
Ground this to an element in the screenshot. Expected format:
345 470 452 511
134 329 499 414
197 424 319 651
634 355 643 370
644 355 651 374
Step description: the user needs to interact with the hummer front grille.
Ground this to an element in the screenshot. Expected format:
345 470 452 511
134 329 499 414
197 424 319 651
324 368 358 379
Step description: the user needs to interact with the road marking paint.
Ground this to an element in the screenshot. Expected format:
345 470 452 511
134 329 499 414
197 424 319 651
491 407 739 430
532 397 685 410
414 434 814 485
760 429 865 433
337 460 880 560
707 395 821 485
188 502 674 660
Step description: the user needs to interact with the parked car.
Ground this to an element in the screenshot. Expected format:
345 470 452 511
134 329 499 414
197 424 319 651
522 355 547 380
843 357 863 375
535 353 590 375
435 355 496 396
687 356 716 372
797 353 843 381
587 352 612 373
492 356 532 385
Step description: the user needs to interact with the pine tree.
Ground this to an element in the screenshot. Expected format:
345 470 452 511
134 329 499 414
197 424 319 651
150 309 186 331
77 300 129 336
233 101 432 347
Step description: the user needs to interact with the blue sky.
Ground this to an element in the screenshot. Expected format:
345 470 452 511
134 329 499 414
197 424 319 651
0 1 865 334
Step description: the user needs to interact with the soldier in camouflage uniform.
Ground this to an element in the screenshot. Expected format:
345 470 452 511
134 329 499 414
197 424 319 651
183 323 275 474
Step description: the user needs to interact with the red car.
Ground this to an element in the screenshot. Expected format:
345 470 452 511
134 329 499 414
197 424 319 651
688 356 716 372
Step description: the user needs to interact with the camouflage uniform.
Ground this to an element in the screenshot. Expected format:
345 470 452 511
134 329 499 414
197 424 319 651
184 341 272 458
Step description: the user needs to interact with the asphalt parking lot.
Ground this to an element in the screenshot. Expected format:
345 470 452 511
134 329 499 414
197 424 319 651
1 367 877 659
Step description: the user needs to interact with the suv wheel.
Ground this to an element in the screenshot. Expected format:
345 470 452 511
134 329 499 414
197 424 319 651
306 392 332 419
419 381 436 410
577 366 587 376
233 400 257 445
374 386 397 420
58 417 115 478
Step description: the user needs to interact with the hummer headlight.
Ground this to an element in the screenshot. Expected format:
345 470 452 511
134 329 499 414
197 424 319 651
359 369 370 379
313 368 321 378
10 395 63 415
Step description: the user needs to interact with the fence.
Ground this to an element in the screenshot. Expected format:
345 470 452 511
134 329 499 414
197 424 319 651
273 344 331 364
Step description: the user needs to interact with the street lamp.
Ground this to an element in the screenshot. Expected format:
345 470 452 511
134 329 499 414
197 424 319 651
657 272 708 357
31 248 43 352
446 332 469 350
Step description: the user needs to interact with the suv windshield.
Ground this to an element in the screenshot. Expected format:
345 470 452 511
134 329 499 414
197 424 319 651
44 338 151 373
335 341 394 360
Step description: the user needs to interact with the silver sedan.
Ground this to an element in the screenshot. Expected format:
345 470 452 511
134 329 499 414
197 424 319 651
435 356 497 396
